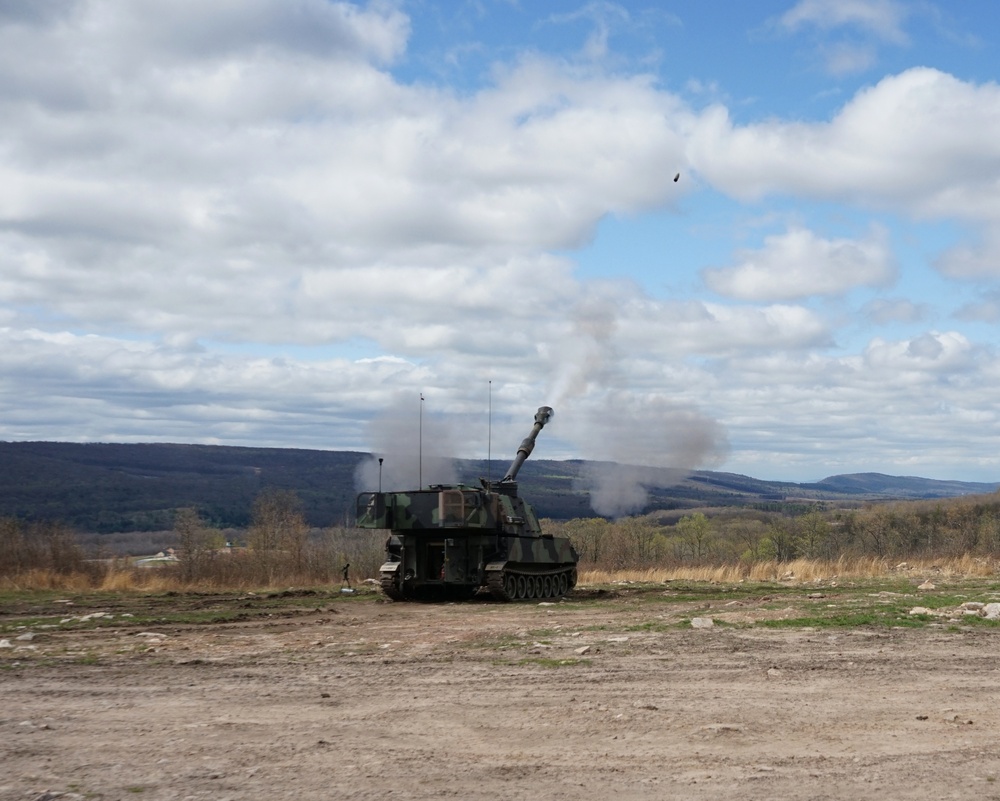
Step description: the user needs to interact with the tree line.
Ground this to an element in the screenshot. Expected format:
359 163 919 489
4 489 1000 588
0 487 383 588
546 493 1000 571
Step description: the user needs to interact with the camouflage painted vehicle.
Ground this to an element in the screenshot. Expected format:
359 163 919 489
355 406 578 601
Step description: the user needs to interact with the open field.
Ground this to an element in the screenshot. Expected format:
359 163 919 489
2 577 1000 801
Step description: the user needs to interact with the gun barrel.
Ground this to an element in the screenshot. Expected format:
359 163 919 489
501 406 553 482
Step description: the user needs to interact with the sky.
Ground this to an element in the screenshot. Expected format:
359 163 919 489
3 0 1000 498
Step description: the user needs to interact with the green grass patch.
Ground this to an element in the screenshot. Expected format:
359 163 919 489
757 611 906 628
3 578 998 634
516 657 591 668
624 620 689 632
0 587 348 633
562 576 1000 630
956 616 1000 627
458 633 529 650
73 651 101 665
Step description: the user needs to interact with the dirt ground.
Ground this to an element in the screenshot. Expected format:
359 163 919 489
2 585 1000 801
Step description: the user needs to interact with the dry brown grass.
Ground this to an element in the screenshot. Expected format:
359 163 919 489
1 564 351 593
578 555 999 586
3 554 998 594
97 565 188 592
0 568 97 592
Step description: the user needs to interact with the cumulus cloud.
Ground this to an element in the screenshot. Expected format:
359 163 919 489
702 225 896 301
2 2 1000 486
694 340 1000 480
863 330 975 375
690 68 1000 219
615 299 833 355
0 326 421 448
0 5 691 346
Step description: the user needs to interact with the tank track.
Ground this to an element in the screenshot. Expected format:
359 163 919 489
486 566 577 602
379 570 405 601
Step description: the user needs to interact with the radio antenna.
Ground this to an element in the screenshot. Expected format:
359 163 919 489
487 381 492 485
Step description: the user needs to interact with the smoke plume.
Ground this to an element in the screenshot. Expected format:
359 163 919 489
575 393 728 518
548 297 619 407
355 393 458 493
548 298 729 518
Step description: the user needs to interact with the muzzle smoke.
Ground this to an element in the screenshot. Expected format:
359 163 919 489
549 299 729 518
355 393 458 492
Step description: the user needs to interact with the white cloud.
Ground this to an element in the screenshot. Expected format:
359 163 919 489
779 0 910 44
690 68 1000 222
775 0 910 75
935 231 1000 279
0 11 694 344
862 330 976 376
103 0 410 65
692 336 1000 480
0 326 423 447
702 225 895 301
954 292 1000 323
2 3 1000 485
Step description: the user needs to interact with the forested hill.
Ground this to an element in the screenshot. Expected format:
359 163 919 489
1 442 367 532
1 441 997 533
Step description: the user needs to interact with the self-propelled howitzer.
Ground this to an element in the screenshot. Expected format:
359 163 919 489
355 406 578 601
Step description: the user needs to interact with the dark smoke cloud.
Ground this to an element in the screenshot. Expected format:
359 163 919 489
355 393 458 492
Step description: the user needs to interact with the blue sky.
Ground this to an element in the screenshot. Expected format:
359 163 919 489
3 0 1000 508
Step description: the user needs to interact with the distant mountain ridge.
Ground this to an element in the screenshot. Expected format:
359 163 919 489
806 472 1000 497
1 441 996 532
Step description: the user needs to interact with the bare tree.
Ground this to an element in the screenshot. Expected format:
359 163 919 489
247 488 309 581
723 517 768 562
0 517 29 575
764 519 798 562
857 506 898 559
557 518 611 567
174 507 211 583
675 513 713 563
797 511 832 559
